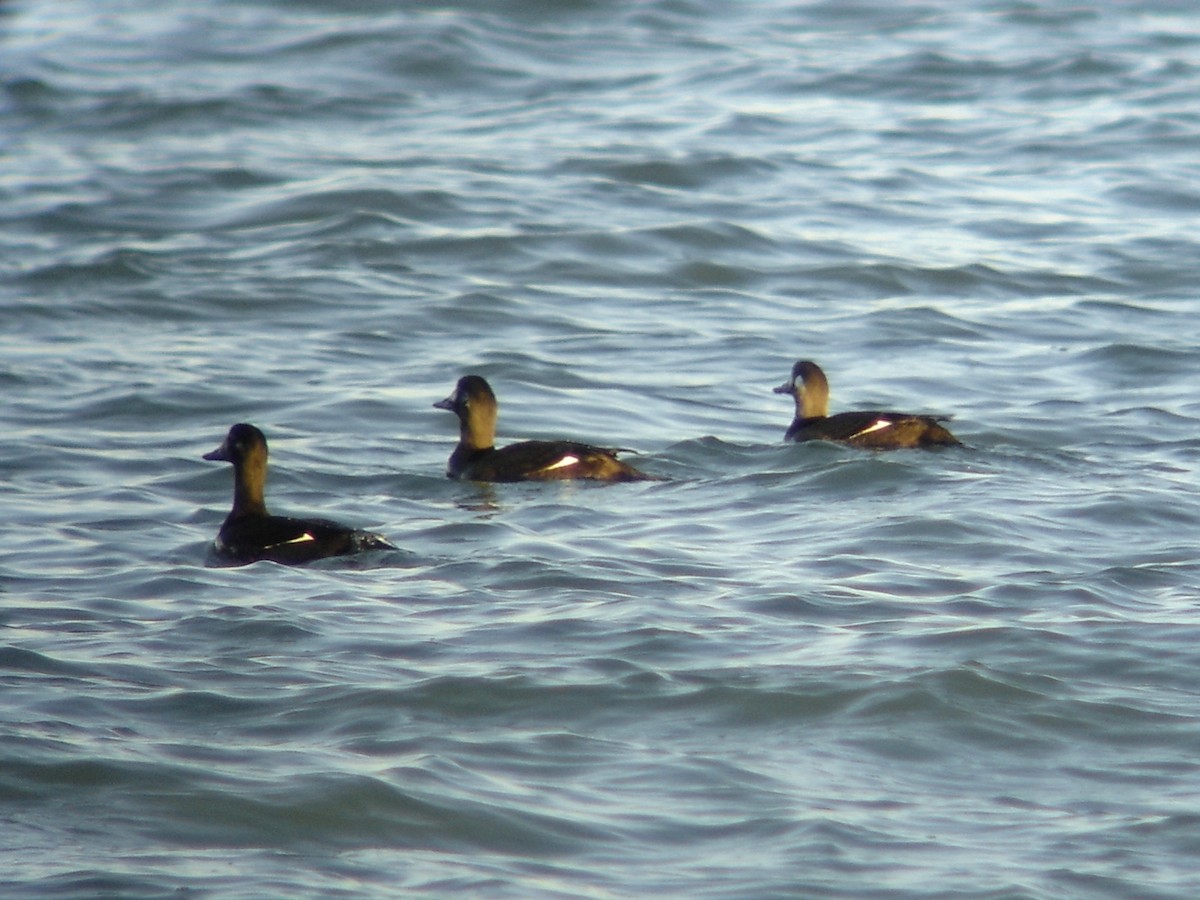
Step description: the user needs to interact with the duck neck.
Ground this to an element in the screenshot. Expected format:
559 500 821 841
461 403 497 451
800 384 829 419
231 450 270 518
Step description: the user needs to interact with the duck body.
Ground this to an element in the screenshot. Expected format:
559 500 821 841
775 360 960 449
434 375 651 482
210 512 394 566
204 423 395 565
783 411 960 448
445 439 647 483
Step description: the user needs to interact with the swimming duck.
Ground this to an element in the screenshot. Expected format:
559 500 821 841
203 423 395 564
774 360 961 448
433 375 651 482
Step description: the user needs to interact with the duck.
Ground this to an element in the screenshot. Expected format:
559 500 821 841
773 360 961 449
203 423 395 564
433 375 652 482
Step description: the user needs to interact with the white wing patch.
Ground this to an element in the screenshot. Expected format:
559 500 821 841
280 532 317 546
851 419 893 439
541 454 580 472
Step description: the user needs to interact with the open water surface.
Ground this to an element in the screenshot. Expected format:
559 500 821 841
4 0 1200 896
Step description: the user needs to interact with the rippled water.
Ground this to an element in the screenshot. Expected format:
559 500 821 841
4 0 1200 896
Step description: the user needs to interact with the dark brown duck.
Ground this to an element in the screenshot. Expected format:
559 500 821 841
774 360 961 449
434 375 651 482
204 423 395 564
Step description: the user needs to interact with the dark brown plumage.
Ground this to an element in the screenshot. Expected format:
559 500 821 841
204 423 394 564
433 375 651 482
773 361 961 449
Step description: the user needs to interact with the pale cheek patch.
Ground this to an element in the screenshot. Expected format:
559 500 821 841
852 419 893 438
541 455 580 472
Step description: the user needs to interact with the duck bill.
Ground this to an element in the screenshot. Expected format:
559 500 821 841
203 440 231 462
772 381 793 394
432 397 455 411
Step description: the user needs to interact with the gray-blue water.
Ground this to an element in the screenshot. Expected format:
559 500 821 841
4 1 1200 896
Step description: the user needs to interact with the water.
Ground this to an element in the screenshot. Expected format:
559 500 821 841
3 0 1200 896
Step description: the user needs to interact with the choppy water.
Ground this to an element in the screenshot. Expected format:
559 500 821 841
4 0 1200 896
